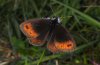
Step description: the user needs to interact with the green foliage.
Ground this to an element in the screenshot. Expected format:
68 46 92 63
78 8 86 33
0 0 100 65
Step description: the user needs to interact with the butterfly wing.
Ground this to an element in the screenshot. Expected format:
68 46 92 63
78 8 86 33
54 24 76 52
47 24 76 53
47 32 60 53
20 19 51 46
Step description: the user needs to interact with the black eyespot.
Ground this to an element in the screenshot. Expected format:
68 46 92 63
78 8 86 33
26 25 29 29
67 44 72 47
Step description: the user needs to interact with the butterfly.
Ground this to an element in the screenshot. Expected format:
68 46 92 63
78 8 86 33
20 17 76 53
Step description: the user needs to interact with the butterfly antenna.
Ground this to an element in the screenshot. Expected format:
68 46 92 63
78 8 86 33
49 5 56 17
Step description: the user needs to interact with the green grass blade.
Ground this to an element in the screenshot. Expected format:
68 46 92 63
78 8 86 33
31 40 98 64
37 50 45 65
52 0 100 28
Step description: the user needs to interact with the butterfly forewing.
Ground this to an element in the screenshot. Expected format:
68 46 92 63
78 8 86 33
47 30 60 53
53 24 76 52
20 19 51 46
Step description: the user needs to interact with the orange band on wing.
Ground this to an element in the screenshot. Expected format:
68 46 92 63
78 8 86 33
31 39 42 43
23 23 39 37
28 38 44 46
55 40 75 52
47 42 59 53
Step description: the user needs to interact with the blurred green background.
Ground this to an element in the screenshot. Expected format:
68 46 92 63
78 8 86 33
0 0 100 65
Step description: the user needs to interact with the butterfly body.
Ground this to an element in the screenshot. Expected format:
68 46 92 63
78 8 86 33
20 17 76 53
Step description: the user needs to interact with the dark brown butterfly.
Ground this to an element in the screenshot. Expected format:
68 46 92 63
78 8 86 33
20 17 76 53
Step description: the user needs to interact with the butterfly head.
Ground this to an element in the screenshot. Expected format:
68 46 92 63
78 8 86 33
45 17 61 24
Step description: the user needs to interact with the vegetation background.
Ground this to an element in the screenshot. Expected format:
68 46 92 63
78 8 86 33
0 0 100 65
